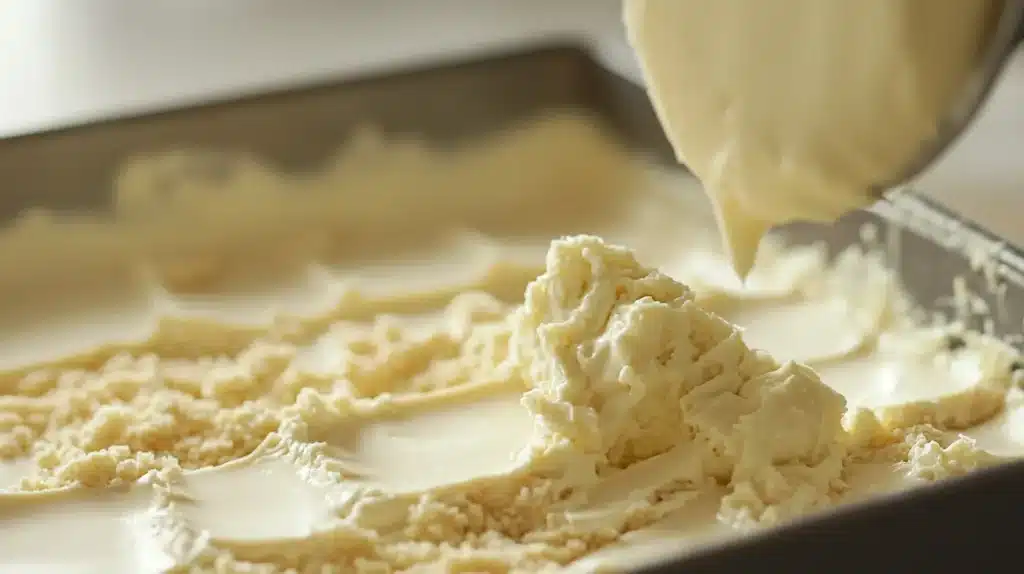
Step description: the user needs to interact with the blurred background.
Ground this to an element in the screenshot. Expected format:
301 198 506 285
2 0 1023 243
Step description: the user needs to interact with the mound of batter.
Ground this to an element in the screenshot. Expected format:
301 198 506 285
0 116 1019 573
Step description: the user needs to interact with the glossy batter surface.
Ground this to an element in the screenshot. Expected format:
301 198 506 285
624 0 1002 277
0 116 1019 573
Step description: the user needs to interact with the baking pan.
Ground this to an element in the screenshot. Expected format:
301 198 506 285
1 44 1022 573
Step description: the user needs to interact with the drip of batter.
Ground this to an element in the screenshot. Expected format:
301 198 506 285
624 0 1003 278
0 118 1020 572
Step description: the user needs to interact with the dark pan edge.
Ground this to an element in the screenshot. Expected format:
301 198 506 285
637 457 1024 573
0 41 604 219
0 40 591 145
591 53 1024 574
0 41 1021 574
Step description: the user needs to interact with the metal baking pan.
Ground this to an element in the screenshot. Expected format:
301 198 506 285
1 44 1022 572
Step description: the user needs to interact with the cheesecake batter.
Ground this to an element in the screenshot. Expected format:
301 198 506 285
624 0 1003 278
0 116 1020 573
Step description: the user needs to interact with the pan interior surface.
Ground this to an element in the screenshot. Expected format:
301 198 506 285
0 46 1020 573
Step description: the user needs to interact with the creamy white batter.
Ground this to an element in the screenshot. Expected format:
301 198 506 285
624 0 1003 277
0 116 1019 573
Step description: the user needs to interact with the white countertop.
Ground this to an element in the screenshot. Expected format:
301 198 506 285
2 0 1022 242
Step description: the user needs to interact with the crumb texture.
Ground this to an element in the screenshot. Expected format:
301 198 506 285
0 119 1019 573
